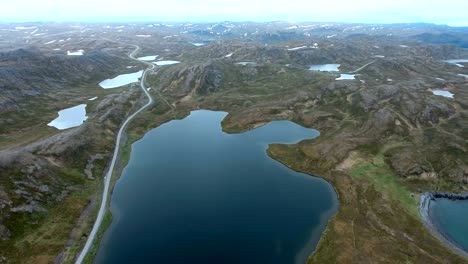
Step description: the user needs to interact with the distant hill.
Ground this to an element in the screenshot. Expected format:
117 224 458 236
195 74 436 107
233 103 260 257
411 32 468 48
0 47 129 113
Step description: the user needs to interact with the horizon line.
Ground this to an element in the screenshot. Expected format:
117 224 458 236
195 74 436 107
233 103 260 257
0 20 466 28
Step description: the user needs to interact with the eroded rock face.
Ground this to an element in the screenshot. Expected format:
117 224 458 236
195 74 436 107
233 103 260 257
197 64 223 95
0 224 11 241
387 140 467 183
156 62 224 97
84 154 105 179
0 98 18 113
10 203 46 213
389 151 432 178
420 97 455 124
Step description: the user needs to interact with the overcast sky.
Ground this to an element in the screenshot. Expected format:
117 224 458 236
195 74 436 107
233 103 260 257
2 0 468 26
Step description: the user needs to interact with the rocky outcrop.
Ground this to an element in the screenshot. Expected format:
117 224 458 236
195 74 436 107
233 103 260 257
84 154 105 179
10 203 47 213
411 32 468 49
153 61 224 97
430 192 468 201
0 224 10 241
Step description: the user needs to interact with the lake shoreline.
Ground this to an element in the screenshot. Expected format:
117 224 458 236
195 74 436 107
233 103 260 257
265 148 339 263
91 112 337 264
419 192 468 258
94 110 338 263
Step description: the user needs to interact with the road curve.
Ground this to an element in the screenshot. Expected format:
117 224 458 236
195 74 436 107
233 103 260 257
75 44 154 264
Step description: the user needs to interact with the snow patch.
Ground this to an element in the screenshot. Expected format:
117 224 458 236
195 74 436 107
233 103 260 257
16 26 36 30
287 46 308 51
444 59 468 68
432 90 454 98
336 74 356 80
154 60 180 66
67 50 84 56
235 62 256 66
191 42 206 46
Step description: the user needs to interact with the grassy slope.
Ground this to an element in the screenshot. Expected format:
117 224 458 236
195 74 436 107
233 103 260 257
0 164 102 264
267 143 465 264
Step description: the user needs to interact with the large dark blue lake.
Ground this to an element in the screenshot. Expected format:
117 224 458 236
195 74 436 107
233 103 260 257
430 198 468 253
94 110 338 264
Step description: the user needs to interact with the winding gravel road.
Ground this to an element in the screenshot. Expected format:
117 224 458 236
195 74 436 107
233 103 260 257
75 44 154 264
